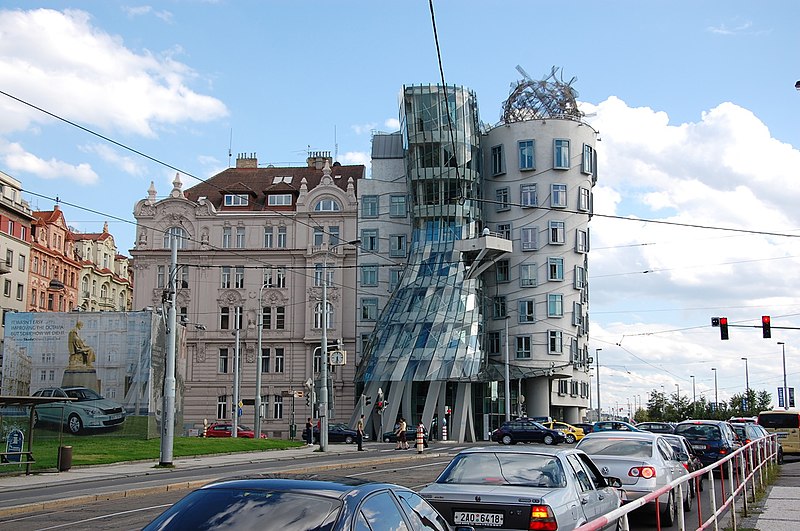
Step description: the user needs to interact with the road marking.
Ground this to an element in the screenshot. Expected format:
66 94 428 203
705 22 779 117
30 504 172 530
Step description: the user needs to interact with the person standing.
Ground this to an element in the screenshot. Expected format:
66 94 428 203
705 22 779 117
356 414 365 451
305 417 314 446
396 417 408 450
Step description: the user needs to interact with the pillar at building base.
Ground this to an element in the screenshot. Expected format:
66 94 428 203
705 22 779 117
62 369 100 392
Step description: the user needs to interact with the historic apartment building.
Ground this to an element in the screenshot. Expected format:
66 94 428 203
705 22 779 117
29 205 81 313
73 222 133 312
131 153 365 437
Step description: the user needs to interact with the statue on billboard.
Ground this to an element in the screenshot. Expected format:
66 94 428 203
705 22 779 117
68 321 96 369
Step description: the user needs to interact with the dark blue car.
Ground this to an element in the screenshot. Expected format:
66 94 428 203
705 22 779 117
674 420 742 467
491 419 565 445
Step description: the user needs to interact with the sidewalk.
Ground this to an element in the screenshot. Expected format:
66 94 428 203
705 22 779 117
733 461 800 531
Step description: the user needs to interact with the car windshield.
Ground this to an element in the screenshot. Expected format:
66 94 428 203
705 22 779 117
578 437 652 458
143 488 341 530
437 452 566 488
65 388 103 401
674 424 720 440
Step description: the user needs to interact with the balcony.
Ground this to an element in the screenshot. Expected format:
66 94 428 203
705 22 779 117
454 231 513 280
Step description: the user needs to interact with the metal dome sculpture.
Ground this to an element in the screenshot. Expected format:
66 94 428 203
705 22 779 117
501 65 583 124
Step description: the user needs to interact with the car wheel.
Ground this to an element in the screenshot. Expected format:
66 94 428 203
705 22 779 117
67 414 83 435
543 434 555 445
345 436 354 444
501 434 513 445
384 436 391 443
660 492 676 527
779 449 784 465
565 434 576 444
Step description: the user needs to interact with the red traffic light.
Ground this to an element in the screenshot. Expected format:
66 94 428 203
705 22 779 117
762 315 771 338
719 317 729 340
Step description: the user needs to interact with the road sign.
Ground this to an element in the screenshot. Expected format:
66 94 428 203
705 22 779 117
5 429 23 463
294 390 304 398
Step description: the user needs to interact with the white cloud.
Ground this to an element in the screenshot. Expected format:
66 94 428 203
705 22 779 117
385 118 400 130
123 6 173 23
1 141 98 184
339 151 369 166
351 123 377 135
80 143 145 176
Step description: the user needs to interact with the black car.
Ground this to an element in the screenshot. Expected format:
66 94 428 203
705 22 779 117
490 419 565 445
674 419 741 468
732 422 783 464
662 433 705 493
636 421 675 434
310 423 367 444
143 474 454 530
573 422 595 434
383 426 428 444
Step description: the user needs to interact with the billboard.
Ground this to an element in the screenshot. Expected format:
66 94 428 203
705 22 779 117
1 311 186 438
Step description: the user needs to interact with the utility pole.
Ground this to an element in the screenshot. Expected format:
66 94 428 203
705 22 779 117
595 348 602 421
159 233 178 466
255 284 268 438
232 308 241 437
504 316 510 422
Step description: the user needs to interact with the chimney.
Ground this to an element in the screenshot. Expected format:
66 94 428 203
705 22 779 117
236 152 258 169
306 150 332 170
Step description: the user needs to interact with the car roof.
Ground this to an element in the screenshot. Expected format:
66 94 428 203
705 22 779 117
676 419 728 426
200 474 394 499
581 430 660 441
456 445 580 459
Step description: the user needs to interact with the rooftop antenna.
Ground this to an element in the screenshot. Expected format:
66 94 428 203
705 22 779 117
334 125 338 162
228 129 233 167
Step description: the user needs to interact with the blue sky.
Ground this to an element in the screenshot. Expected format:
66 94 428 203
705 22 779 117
2 1 799 415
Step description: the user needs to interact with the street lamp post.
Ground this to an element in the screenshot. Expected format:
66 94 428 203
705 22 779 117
690 375 696 417
504 316 511 422
595 349 602 421
741 357 750 413
319 239 360 452
778 342 788 410
255 283 269 438
711 368 718 413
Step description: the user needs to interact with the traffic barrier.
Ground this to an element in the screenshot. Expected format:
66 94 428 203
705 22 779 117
416 424 425 454
441 423 447 441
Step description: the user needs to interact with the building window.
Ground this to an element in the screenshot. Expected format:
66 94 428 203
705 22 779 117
275 267 286 288
521 227 538 251
273 395 283 419
554 139 570 169
548 294 563 317
491 145 505 175
578 187 590 212
518 300 535 323
360 265 378 287
574 266 586 289
495 187 510 211
518 140 535 170
267 194 292 206
576 229 589 253
515 336 532 359
361 298 378 321
520 184 537 207
218 348 229 373
163 226 188 249
222 227 232 248
389 195 407 217
492 296 507 319
520 264 537 287
275 306 285 329
497 223 511 240
314 263 334 287
389 269 402 291
486 331 501 356
548 258 564 281
362 195 379 217
224 194 248 206
263 226 274 248
549 221 565 244
15 283 23 301
235 227 245 248
314 301 334 329
389 234 407 257
3 279 11 297
495 260 510 283
7 220 14 237
274 347 285 373
221 266 232 289
234 266 244 289
361 229 379 251
261 348 270 373
313 226 325 246
5 249 11 267
573 301 583 326
217 396 227 419
277 226 287 248
328 226 340 246
315 199 340 211
551 184 567 208
220 307 230 329
17 254 25 271
548 330 563 353
314 347 322 373
582 144 594 174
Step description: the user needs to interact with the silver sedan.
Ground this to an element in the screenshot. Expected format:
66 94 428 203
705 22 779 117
576 431 691 527
420 446 622 530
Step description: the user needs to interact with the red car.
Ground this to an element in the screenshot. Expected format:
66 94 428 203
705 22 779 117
203 423 266 439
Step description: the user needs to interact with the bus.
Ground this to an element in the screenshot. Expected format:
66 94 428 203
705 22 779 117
757 409 800 455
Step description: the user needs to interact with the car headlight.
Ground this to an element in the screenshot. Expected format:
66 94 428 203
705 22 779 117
82 407 101 417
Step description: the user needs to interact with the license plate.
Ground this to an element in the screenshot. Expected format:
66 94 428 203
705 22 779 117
454 511 504 527
778 433 788 439
692 444 706 450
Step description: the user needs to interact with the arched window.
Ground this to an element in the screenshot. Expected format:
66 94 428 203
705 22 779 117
314 301 334 329
314 199 341 212
81 276 89 295
163 226 188 249
100 283 109 299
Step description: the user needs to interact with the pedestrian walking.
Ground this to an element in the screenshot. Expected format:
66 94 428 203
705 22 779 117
356 414 365 451
304 417 314 446
395 417 408 449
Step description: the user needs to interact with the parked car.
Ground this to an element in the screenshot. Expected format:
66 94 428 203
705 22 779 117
673 419 741 468
311 423 368 444
491 419 566 445
541 421 586 443
143 474 456 531
383 426 428 444
32 386 126 434
204 422 266 439
420 446 622 530
636 421 675 434
592 420 643 433
576 431 692 526
662 434 705 493
732 422 783 464
573 422 595 434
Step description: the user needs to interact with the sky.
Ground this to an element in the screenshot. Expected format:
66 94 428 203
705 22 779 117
1 1 800 415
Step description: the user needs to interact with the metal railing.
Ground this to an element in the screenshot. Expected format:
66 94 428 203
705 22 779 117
575 434 780 531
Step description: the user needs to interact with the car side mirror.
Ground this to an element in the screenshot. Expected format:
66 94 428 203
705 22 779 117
675 452 689 462
605 476 623 488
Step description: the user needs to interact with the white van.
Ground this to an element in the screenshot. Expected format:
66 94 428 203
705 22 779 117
757 409 800 455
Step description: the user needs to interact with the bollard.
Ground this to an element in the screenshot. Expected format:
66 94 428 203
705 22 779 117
442 423 447 441
416 424 425 454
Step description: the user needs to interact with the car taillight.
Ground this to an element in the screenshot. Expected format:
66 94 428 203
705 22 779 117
629 466 656 479
682 463 689 471
529 504 557 531
719 449 727 455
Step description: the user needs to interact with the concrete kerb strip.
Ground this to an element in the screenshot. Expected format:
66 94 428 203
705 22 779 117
0 451 444 519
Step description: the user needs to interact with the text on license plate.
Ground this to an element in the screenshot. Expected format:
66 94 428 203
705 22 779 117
454 511 504 527
692 444 706 450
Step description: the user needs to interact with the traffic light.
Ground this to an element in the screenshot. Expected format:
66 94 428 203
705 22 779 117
376 400 383 410
762 315 771 338
365 394 372 407
719 317 729 340
306 394 311 407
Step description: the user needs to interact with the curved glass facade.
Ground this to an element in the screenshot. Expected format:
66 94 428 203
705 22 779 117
356 85 485 383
